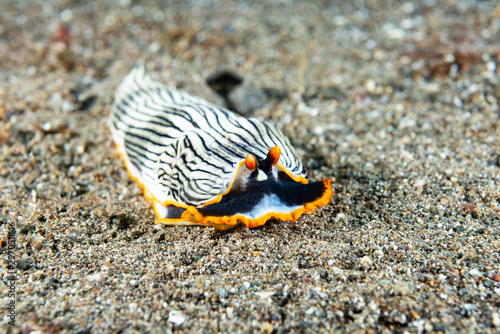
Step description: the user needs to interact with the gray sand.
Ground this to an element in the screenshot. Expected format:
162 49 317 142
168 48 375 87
1 0 499 333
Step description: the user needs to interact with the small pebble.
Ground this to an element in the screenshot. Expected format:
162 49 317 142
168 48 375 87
493 312 500 328
365 79 376 93
330 266 344 275
17 259 30 270
360 255 372 267
31 238 42 250
469 269 482 277
414 179 426 188
168 310 186 325
260 322 273 334
226 307 234 319
87 273 101 282
129 302 138 312
216 286 229 298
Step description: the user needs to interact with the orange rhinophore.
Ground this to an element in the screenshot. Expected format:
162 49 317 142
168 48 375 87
245 154 257 170
267 146 281 166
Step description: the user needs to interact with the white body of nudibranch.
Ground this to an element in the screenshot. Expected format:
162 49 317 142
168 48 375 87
109 67 332 229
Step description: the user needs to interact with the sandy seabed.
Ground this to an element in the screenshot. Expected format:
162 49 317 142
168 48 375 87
1 1 499 333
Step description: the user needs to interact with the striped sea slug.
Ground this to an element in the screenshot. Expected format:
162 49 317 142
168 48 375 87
109 67 332 229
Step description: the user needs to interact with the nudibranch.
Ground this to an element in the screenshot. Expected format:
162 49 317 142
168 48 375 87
109 67 332 229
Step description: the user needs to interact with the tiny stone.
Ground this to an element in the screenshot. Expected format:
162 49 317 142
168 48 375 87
469 269 482 277
365 79 376 93
335 213 347 222
31 238 42 250
17 259 30 270
414 179 426 188
168 310 186 325
313 126 324 135
424 321 433 332
305 307 317 315
42 122 52 132
87 273 101 282
462 202 477 212
216 286 229 298
486 61 496 72
493 312 500 327
129 302 138 312
260 322 273 334
360 255 372 267
76 144 85 154
149 42 161 53
330 266 344 275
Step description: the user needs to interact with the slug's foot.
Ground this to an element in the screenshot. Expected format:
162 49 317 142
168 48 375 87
153 202 239 230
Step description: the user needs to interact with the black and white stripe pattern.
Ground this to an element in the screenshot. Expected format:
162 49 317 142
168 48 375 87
109 66 307 207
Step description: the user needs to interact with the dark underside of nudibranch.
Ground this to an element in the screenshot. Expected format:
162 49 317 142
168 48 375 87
200 178 328 218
